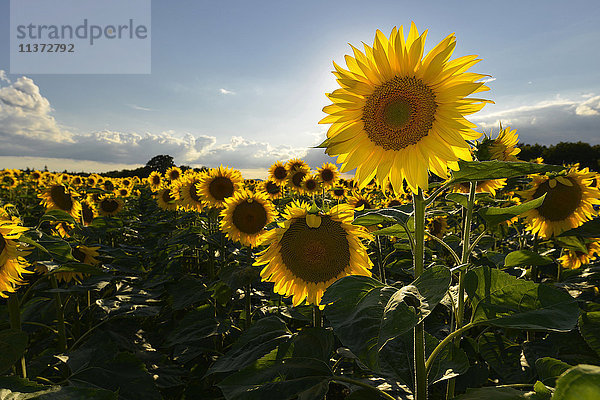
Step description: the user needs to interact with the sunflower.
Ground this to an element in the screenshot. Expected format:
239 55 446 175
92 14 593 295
0 207 31 298
173 173 204 212
286 158 309 173
2 174 18 189
116 187 131 198
330 186 347 200
477 125 520 162
156 185 178 211
452 179 507 197
196 166 244 208
255 202 373 307
269 161 288 185
100 178 116 193
39 183 82 220
147 171 163 191
317 163 340 188
521 167 600 238
347 192 375 210
80 200 96 225
385 197 406 207
29 170 43 184
259 180 283 200
120 177 133 188
97 195 124 217
70 175 84 187
320 23 491 193
287 167 310 194
85 175 98 187
302 174 321 195
166 166 182 182
220 190 277 247
58 173 70 184
427 216 448 239
52 245 101 283
558 239 600 270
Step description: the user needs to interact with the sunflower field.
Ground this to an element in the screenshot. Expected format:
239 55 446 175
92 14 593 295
1 23 600 400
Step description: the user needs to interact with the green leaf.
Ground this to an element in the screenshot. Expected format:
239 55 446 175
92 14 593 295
291 327 334 362
165 304 219 347
531 381 552 400
39 209 78 225
464 266 579 331
554 236 588 254
217 357 332 400
559 219 600 237
0 329 28 374
478 195 546 226
553 364 600 400
579 312 600 358
535 357 572 387
371 224 409 237
479 332 532 383
451 160 564 184
322 266 450 371
454 386 528 399
50 262 105 276
23 231 76 262
353 206 412 227
35 387 118 400
0 376 50 395
504 250 553 267
207 316 292 375
446 193 469 208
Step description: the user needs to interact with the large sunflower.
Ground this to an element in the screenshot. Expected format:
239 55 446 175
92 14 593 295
256 203 372 307
39 183 82 220
147 171 162 191
156 185 178 211
320 23 491 193
521 167 600 238
268 161 288 185
220 190 277 247
196 166 244 208
0 207 31 298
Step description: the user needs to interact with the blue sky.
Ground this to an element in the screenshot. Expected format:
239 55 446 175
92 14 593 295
0 0 599 176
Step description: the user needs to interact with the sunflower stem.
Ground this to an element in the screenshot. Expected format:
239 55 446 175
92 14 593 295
8 294 27 378
313 306 322 328
244 284 252 329
376 236 385 283
50 275 68 352
413 190 427 400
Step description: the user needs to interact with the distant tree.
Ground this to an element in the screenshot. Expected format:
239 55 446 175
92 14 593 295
145 155 175 174
543 142 598 171
518 143 547 162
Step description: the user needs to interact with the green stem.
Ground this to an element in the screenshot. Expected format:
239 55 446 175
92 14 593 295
425 322 478 377
50 276 67 352
245 284 252 329
413 190 427 400
8 294 27 378
376 236 385 283
331 376 397 400
313 306 322 328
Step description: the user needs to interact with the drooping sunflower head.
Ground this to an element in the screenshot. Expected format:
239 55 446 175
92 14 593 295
521 167 600 238
196 166 244 208
302 174 321 195
259 180 283 200
97 195 124 217
256 202 373 307
147 171 163 191
477 125 521 162
0 207 32 298
39 183 82 220
558 239 600 270
80 200 96 226
166 166 182 182
317 162 340 188
269 161 288 184
320 23 492 194
220 190 277 248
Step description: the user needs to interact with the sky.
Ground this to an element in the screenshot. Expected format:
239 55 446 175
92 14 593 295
0 0 599 177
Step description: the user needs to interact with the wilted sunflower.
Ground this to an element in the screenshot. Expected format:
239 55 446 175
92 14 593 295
317 163 340 188
174 173 204 212
197 166 244 208
0 207 31 298
269 161 288 185
302 174 321 195
156 185 178 211
477 125 520 162
287 166 310 194
39 183 82 220
558 239 600 270
220 190 276 247
521 167 600 238
348 192 375 210
320 23 491 193
97 195 124 217
259 180 283 200
147 171 163 191
256 203 373 307
166 166 182 182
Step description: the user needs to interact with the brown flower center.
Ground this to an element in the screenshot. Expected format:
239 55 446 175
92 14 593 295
50 185 74 211
363 76 437 151
100 199 119 213
209 177 235 200
291 171 306 188
387 199 402 207
162 189 175 203
305 179 317 191
82 203 94 224
73 247 86 263
354 199 372 209
189 179 202 202
332 188 345 197
320 168 334 182
273 166 287 180
279 216 350 283
232 199 268 234
152 175 161 185
533 178 583 221
265 181 281 195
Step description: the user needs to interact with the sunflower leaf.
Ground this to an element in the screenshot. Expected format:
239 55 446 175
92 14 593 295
0 329 28 375
353 206 413 226
558 218 600 237
464 266 579 331
478 194 546 226
453 386 529 399
39 209 78 226
535 357 572 387
553 364 600 399
504 250 554 267
579 312 600 358
450 161 564 184
554 236 588 254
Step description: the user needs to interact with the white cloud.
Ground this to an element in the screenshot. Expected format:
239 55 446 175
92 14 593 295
127 104 153 111
219 88 235 95
0 71 9 83
575 95 600 116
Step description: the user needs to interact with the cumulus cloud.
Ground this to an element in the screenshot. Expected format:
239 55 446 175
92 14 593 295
219 88 235 95
0 71 9 83
471 94 600 145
